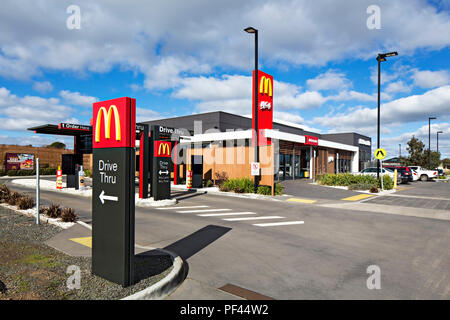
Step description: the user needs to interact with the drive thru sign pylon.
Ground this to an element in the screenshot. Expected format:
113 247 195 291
92 97 136 287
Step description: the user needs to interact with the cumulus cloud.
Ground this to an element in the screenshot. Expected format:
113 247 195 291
0 0 449 89
306 70 351 91
314 85 450 135
32 81 53 94
0 87 77 131
59 90 98 107
411 69 450 88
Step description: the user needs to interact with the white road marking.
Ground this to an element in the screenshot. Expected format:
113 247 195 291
177 208 232 213
197 212 257 217
222 216 284 221
156 205 209 210
253 221 304 227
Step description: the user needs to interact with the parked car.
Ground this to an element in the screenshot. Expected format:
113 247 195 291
437 168 445 177
358 167 402 185
410 169 420 181
408 166 438 181
383 165 413 182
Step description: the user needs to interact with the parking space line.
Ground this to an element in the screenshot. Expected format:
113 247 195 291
286 198 317 204
69 237 92 248
157 205 209 210
177 208 232 213
223 216 284 221
342 194 375 201
197 212 257 217
253 221 304 227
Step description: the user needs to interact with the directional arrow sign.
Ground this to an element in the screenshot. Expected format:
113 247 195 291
374 148 387 160
99 190 119 204
159 170 169 175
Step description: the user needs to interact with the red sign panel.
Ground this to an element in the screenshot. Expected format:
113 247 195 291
252 70 274 146
304 135 319 146
154 140 172 157
93 97 136 149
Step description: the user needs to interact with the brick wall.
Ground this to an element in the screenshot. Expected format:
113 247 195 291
0 144 74 171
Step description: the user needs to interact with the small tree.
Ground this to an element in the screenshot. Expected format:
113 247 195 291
405 136 426 166
48 141 66 149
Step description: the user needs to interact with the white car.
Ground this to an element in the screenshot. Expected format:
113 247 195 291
358 167 402 185
408 166 438 181
410 169 420 181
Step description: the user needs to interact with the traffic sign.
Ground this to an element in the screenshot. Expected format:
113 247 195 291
251 162 260 176
374 148 387 160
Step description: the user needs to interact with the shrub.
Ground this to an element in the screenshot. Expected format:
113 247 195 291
204 180 214 188
40 168 57 175
378 175 394 190
222 178 254 193
17 196 35 210
317 173 378 187
348 183 377 191
0 184 10 202
214 171 228 187
6 170 17 176
0 171 5 176
7 191 22 206
257 183 284 195
84 169 92 178
369 186 378 193
41 203 61 218
61 207 77 222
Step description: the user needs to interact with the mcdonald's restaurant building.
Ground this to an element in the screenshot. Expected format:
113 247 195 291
142 111 372 185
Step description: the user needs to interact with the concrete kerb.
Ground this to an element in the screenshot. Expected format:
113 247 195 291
76 221 187 300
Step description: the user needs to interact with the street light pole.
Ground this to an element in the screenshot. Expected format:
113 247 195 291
437 130 443 155
376 51 398 180
428 117 436 169
245 26 259 193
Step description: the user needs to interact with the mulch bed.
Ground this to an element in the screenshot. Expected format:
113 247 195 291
0 206 173 300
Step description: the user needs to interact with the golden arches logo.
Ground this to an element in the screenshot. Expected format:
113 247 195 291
259 76 272 97
95 105 121 142
158 142 171 156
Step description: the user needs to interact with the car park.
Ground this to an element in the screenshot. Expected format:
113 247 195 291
408 166 438 181
358 167 402 185
384 165 413 182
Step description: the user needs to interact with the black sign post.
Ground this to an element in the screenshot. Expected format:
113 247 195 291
92 97 136 287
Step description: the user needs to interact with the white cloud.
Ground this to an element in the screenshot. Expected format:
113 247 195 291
0 0 449 89
306 70 351 91
327 90 376 102
314 85 450 135
59 90 98 107
411 69 450 88
173 74 325 113
384 80 412 95
32 81 53 94
0 87 77 131
136 107 160 123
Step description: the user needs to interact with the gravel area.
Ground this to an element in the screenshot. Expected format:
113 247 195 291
0 206 173 300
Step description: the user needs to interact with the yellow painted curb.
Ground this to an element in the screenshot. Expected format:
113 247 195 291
287 198 317 204
70 236 92 248
342 194 374 201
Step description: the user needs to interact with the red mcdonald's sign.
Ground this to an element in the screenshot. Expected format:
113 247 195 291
252 70 274 146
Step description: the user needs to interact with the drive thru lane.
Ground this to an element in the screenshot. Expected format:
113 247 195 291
2 178 449 299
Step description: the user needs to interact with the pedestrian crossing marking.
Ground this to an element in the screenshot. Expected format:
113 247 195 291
177 208 232 213
253 221 304 227
70 237 92 248
286 198 317 204
197 212 257 217
157 205 209 210
342 194 375 201
223 216 284 222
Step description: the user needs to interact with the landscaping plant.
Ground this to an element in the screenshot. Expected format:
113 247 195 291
61 207 78 222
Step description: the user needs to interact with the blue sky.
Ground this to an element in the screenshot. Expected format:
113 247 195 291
0 0 449 158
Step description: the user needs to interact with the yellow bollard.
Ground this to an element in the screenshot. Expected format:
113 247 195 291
394 169 398 189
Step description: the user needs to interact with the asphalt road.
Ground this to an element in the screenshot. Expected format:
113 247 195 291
2 177 449 299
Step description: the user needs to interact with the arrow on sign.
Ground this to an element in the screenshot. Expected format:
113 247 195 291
376 150 385 157
159 170 169 175
99 190 118 204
